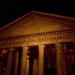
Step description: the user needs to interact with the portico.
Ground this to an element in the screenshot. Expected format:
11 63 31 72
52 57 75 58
0 11 75 75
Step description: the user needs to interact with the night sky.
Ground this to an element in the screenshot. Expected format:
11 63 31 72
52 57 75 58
0 1 75 28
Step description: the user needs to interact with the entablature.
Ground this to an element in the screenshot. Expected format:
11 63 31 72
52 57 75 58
0 29 75 48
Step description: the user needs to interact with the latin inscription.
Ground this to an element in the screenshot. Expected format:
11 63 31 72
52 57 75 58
0 34 75 46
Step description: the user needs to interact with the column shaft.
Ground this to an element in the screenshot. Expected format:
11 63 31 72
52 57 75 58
33 59 38 75
38 45 44 75
5 48 13 75
61 44 67 75
55 43 63 75
14 52 19 75
20 46 28 75
26 59 29 75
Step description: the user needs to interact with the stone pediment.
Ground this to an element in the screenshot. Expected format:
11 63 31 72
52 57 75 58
0 11 75 38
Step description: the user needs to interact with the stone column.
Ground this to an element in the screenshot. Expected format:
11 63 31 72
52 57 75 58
55 43 63 75
26 55 29 75
14 51 19 75
61 44 67 75
20 46 29 75
38 45 45 75
33 59 38 75
5 48 14 75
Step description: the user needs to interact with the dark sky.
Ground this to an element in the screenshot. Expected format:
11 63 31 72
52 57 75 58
0 1 75 28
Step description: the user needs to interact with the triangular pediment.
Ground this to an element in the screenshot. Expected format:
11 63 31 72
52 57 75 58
0 11 75 38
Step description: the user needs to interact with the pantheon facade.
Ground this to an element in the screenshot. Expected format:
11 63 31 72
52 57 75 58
0 11 75 75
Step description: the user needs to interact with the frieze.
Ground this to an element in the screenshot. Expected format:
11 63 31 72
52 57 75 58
0 34 75 46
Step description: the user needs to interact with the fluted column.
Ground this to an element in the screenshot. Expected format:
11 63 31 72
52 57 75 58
55 43 63 75
20 46 29 75
38 45 45 75
14 51 19 75
5 48 14 75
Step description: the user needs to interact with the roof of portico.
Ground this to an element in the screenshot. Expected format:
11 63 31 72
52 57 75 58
0 10 75 38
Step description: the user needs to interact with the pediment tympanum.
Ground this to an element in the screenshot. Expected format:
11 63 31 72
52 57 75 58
0 11 75 38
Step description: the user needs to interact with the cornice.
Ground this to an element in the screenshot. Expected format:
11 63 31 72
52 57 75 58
35 12 75 25
0 29 74 41
0 29 75 47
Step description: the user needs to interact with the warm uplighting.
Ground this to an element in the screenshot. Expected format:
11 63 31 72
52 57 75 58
1 50 8 56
